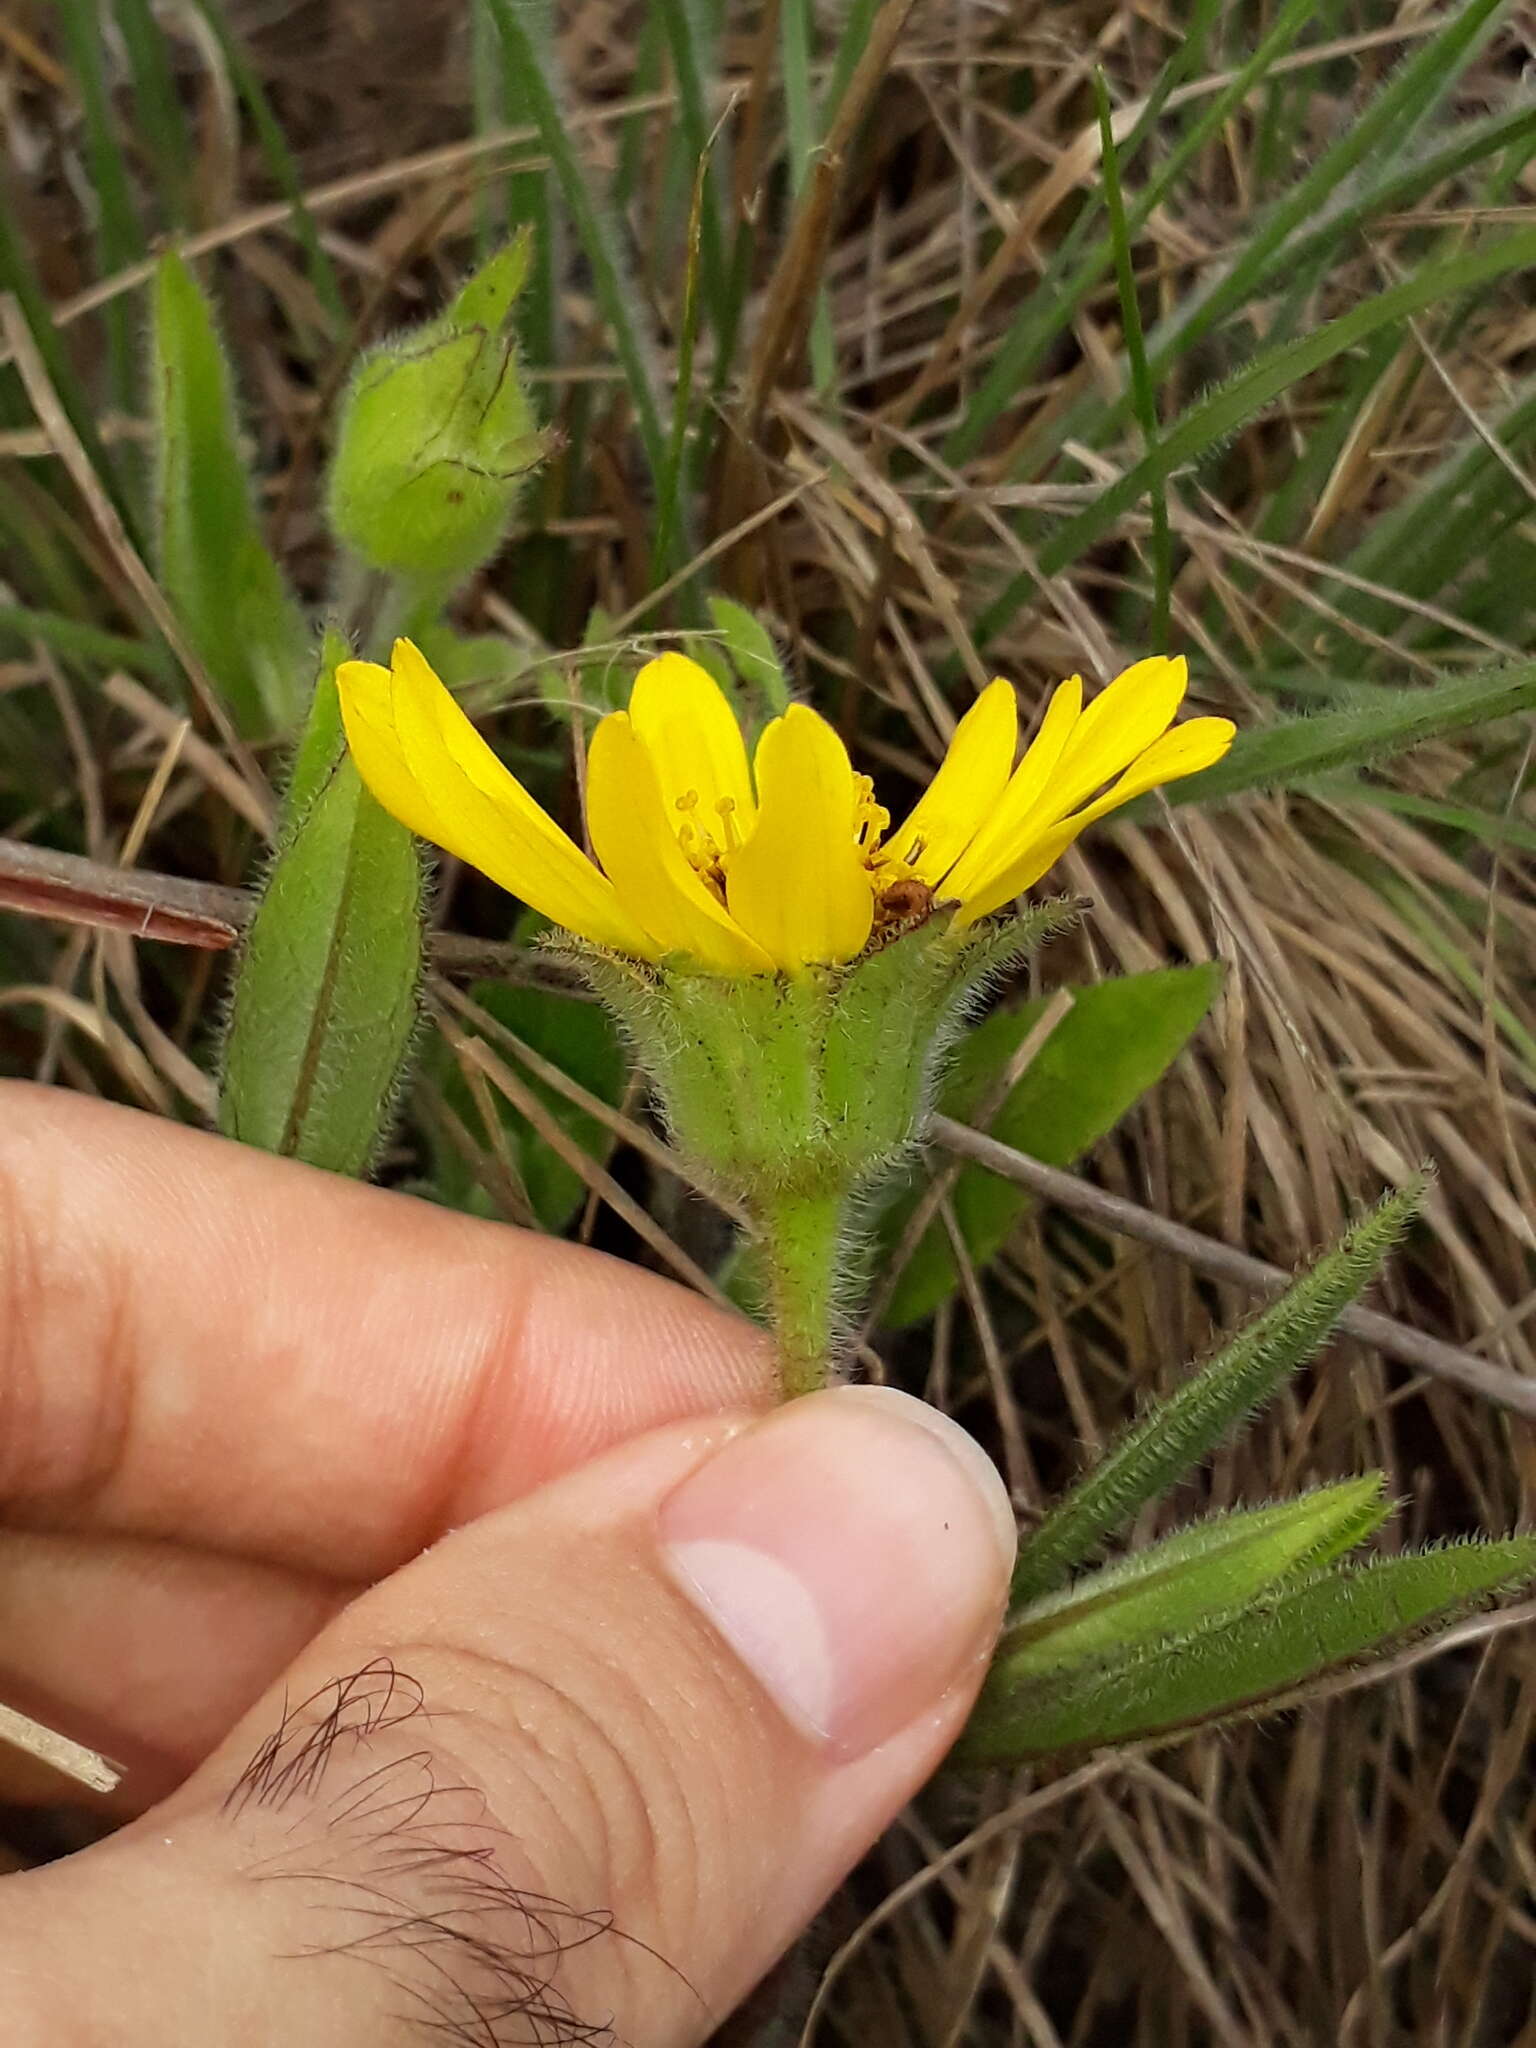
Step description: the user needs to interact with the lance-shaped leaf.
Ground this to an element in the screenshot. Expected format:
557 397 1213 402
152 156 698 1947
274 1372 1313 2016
219 638 424 1176
1000 1477 1391 1682
960 1537 1536 1764
151 251 309 733
1010 1183 1424 1607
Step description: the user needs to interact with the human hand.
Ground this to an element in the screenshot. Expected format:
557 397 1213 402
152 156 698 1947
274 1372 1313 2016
0 1084 1014 2044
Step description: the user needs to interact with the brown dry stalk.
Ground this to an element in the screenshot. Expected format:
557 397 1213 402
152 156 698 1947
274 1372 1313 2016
929 1114 1536 1420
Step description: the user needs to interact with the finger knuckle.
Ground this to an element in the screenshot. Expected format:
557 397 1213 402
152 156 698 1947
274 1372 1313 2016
0 1094 136 1515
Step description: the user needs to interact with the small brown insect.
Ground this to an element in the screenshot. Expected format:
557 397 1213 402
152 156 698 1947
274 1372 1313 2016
875 876 936 928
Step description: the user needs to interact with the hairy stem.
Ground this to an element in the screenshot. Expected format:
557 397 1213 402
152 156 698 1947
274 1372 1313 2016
755 1185 849 1399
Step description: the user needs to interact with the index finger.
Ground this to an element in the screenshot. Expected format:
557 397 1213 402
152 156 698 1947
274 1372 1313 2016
0 1085 772 1576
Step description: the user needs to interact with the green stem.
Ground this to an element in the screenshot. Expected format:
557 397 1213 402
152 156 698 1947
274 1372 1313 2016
755 1186 849 1400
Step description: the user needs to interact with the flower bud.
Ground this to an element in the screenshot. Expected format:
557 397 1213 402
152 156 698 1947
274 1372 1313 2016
326 231 555 589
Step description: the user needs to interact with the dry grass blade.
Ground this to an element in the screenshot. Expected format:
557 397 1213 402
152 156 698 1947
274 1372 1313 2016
0 297 273 829
0 1702 120 1796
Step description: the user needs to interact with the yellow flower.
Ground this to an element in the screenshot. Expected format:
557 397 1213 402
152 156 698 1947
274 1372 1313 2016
336 640 1235 977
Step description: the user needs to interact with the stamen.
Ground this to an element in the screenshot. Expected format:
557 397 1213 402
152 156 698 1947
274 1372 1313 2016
714 795 740 851
851 773 891 853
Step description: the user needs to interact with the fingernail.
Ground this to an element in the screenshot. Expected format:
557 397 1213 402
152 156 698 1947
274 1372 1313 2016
658 1385 1016 1758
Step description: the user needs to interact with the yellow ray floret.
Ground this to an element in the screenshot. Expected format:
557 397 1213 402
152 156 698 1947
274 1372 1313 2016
335 641 1235 977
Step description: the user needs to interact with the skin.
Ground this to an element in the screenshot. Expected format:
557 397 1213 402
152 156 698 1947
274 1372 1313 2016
0 1084 1012 2045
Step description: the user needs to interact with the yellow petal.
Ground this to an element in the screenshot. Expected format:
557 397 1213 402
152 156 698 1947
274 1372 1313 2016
1066 714 1236 826
1049 654 1188 816
336 659 450 846
953 715 1236 924
585 712 772 974
725 705 874 971
942 675 1083 905
886 677 1018 883
348 639 656 956
627 652 757 832
952 818 1082 923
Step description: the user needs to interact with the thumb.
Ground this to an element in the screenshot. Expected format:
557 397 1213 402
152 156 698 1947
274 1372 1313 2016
0 1386 1014 2046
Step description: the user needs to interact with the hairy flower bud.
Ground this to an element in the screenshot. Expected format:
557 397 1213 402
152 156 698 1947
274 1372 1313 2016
575 911 1070 1395
326 231 554 589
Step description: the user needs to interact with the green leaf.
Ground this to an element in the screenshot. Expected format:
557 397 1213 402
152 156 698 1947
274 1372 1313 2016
999 1477 1391 1681
151 253 309 733
428 975 625 1232
706 597 792 719
962 1537 1536 1763
882 963 1222 1327
219 646 424 1176
1009 1184 1425 1608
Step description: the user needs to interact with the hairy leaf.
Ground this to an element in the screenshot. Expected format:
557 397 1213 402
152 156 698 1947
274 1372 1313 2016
1010 1183 1424 1606
1000 1478 1391 1680
963 1537 1536 1763
152 252 309 732
1158 662 1536 811
219 642 423 1174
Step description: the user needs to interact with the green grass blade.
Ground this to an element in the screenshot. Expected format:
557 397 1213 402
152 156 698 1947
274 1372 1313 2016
183 0 346 331
54 0 144 417
473 0 559 363
651 144 714 600
655 0 730 346
1316 779 1536 859
480 0 672 503
1333 364 1536 633
1087 0 1513 450
780 0 836 393
0 201 140 541
0 603 176 684
1160 662 1536 811
1016 53 1532 489
1094 69 1169 650
115 0 197 228
978 226 1536 643
945 0 1304 469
